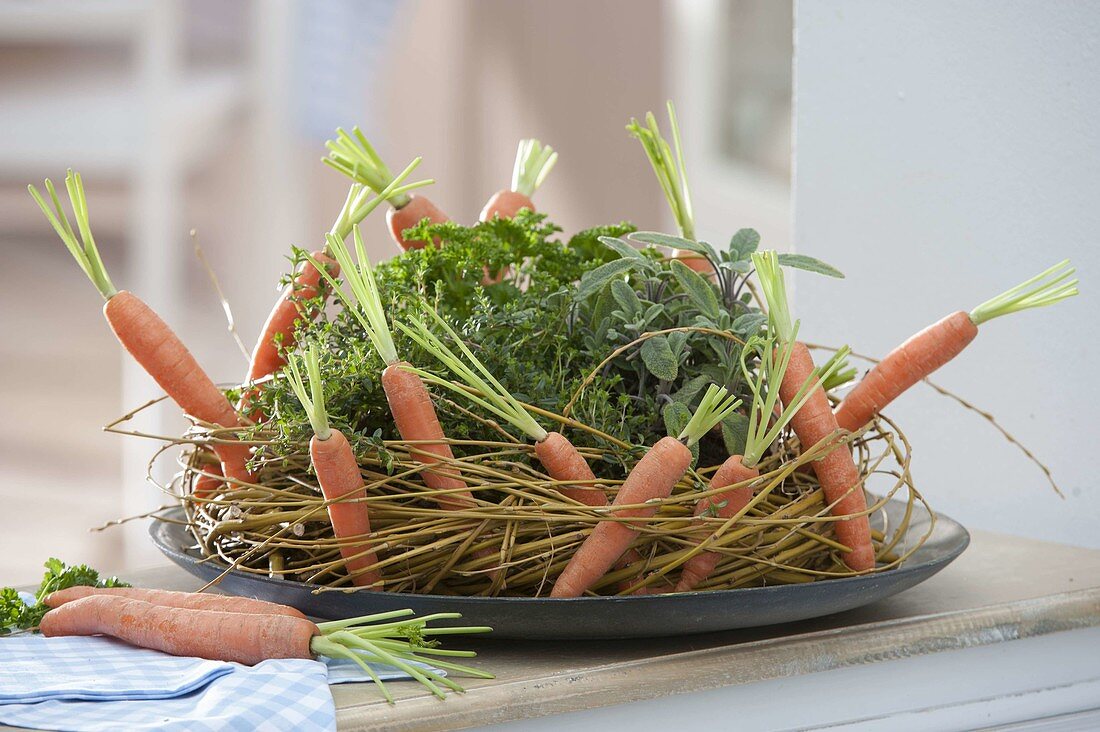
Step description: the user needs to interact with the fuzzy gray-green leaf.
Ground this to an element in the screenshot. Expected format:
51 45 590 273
777 253 845 279
640 335 678 381
577 258 639 300
728 229 761 261
721 412 750 455
671 260 721 320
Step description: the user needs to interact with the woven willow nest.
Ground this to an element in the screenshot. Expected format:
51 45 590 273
139 398 932 598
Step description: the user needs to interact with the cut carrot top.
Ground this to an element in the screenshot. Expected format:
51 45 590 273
678 385 742 447
307 228 398 365
969 259 1078 326
752 250 795 343
628 101 694 240
511 139 558 198
328 158 433 242
28 171 117 300
284 343 331 441
325 127 420 210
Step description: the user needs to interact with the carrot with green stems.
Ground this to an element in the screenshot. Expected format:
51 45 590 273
242 158 432 420
397 310 653 586
628 101 710 274
396 308 609 508
835 260 1078 433
325 127 448 250
480 139 558 222
305 229 474 511
41 597 491 701
285 343 382 588
28 171 252 490
752 250 875 571
676 333 852 591
44 586 308 618
552 385 743 598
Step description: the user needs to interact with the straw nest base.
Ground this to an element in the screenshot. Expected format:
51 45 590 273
138 404 933 598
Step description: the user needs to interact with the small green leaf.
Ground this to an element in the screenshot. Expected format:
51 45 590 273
728 229 761 261
777 253 845 279
577 258 639 300
662 401 692 436
721 412 750 455
610 279 642 317
630 231 718 262
667 330 688 357
640 335 678 381
598 235 645 260
671 374 710 404
732 312 767 337
661 401 699 463
670 260 721 320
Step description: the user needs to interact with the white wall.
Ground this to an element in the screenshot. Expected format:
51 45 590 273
793 1 1099 547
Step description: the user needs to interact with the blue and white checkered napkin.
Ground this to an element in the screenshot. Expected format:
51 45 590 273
0 635 437 732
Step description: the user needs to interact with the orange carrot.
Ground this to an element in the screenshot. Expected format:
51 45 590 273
29 172 253 489
238 251 337 415
41 596 318 665
192 464 223 500
43 586 308 619
676 457 759 591
835 260 1077 433
479 139 557 222
551 386 741 597
397 310 607 508
286 344 383 586
673 334 849 591
552 437 691 598
325 127 449 251
309 230 475 512
753 251 874 571
40 597 489 700
381 363 473 510
241 160 432 422
388 195 450 250
533 432 606 507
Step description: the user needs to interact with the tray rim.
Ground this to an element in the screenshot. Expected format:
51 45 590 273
150 497 970 605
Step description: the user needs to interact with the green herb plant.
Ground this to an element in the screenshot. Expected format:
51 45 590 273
1 558 129 635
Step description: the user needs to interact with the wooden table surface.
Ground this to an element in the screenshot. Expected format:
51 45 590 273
10 528 1097 731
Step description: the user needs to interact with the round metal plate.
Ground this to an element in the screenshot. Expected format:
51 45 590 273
150 498 968 639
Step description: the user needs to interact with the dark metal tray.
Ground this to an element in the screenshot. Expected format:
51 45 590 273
150 498 968 639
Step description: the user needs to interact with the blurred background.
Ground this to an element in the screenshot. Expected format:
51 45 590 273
0 0 793 583
1 0 1096 585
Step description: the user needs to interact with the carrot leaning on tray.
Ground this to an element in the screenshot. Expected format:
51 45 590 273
306 230 474 511
28 171 252 490
398 308 610 508
628 101 711 274
834 260 1078 433
241 159 433 420
285 343 382 588
44 586 307 619
752 251 875 572
674 334 852 592
399 309 663 587
551 386 743 598
325 127 449 250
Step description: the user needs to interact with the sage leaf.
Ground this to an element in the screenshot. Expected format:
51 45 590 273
721 412 750 455
728 229 761 261
671 260 721 320
577 258 639 300
641 335 678 381
777 253 844 279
